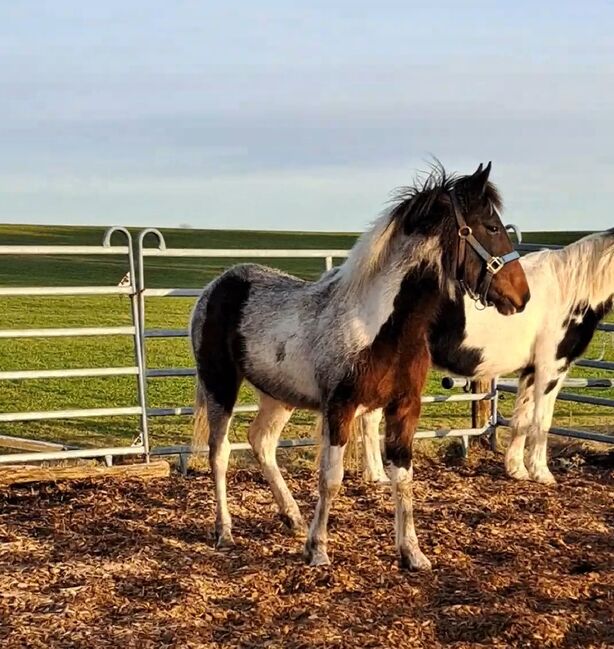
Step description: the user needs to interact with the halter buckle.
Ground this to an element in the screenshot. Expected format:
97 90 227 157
458 225 472 239
486 256 504 274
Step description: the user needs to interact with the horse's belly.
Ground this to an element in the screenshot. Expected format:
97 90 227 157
243 338 320 409
474 339 532 377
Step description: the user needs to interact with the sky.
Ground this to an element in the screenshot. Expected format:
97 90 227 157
1 1 613 233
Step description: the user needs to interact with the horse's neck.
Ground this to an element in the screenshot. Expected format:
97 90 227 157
336 260 408 347
337 252 446 351
550 239 614 313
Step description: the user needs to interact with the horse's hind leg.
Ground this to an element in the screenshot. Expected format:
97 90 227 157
304 407 351 566
207 398 237 547
193 373 241 548
248 393 305 534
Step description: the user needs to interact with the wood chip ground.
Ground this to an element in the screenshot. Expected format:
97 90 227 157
1 449 612 648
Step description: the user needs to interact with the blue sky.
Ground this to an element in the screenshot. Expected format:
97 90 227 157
1 1 613 232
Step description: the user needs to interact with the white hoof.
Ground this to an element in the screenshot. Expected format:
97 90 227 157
400 547 432 572
363 470 391 484
506 462 530 481
215 529 235 549
309 551 331 567
303 540 331 566
280 513 307 537
529 466 557 485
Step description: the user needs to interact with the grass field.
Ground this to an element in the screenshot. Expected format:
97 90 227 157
0 223 612 456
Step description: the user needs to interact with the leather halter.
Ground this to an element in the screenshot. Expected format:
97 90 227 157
449 189 520 308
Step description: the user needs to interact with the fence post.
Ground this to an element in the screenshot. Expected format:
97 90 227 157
489 377 499 452
469 378 492 454
103 226 150 461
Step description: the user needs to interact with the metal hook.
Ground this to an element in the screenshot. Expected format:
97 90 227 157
137 227 167 251
505 223 522 245
102 225 133 247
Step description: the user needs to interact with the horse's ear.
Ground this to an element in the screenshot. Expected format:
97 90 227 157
468 161 492 197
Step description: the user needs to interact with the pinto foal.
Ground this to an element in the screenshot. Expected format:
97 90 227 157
190 163 530 570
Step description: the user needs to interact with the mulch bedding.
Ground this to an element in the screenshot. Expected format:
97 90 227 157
0 449 612 649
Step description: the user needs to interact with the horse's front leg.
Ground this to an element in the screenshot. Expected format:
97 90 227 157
304 406 352 566
505 369 535 480
525 370 564 485
384 349 431 571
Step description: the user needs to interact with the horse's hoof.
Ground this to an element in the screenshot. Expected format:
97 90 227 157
280 513 307 537
506 464 530 481
399 548 432 572
529 467 557 485
303 541 331 566
364 472 391 485
308 551 331 567
215 529 235 549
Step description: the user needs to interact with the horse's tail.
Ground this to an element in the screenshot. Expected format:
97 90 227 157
346 416 365 472
191 378 210 457
313 413 364 472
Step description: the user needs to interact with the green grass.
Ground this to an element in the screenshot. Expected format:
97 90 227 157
0 223 611 454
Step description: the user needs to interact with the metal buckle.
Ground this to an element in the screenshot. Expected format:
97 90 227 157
486 256 504 274
458 225 472 239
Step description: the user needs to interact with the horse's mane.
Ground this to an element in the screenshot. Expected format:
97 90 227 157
525 230 614 313
336 164 502 295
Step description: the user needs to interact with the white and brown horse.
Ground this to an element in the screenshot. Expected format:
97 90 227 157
360 229 614 485
189 163 530 570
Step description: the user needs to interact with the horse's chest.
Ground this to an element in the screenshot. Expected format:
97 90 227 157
334 327 430 410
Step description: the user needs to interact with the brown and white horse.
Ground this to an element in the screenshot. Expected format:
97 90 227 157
359 229 614 485
189 163 530 570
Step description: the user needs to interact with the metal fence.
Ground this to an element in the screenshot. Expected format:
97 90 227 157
0 227 149 465
0 229 612 469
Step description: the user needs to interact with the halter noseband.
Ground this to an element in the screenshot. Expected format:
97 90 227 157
449 189 520 309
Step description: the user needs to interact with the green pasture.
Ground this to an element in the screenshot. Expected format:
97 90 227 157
0 224 612 455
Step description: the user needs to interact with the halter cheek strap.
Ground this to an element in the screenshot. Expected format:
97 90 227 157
450 190 520 308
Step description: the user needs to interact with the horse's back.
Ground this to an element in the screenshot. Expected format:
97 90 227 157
191 263 306 329
189 262 325 408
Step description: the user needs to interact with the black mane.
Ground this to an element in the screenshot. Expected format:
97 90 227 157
387 163 503 232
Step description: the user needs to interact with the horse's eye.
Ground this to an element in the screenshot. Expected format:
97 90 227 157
486 224 499 234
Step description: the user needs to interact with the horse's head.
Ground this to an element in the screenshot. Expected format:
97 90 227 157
447 162 530 315
396 162 530 314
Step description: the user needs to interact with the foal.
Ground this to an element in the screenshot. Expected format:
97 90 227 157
190 163 530 570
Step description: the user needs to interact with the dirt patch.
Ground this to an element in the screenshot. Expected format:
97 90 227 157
0 450 612 648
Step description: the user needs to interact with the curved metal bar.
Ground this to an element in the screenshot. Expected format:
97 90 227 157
136 230 168 365
137 227 167 252
136 230 169 361
505 223 522 245
102 225 133 248
135 229 172 449
100 226 151 459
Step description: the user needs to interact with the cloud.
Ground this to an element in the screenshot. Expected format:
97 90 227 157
0 2 613 231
